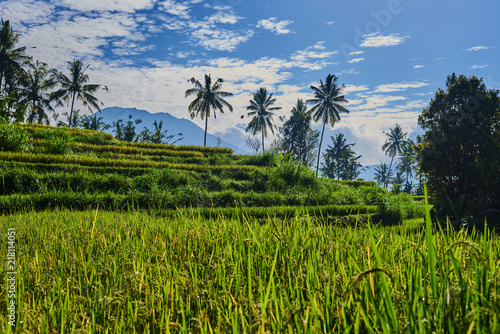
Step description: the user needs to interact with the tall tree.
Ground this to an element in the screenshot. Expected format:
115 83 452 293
418 73 500 216
244 87 281 153
245 136 261 155
382 124 408 172
307 74 350 176
397 139 417 192
185 74 233 146
121 114 142 142
51 60 108 127
280 99 319 166
20 60 56 124
57 109 83 128
81 114 110 131
140 120 183 144
321 133 363 180
374 163 393 188
0 19 27 94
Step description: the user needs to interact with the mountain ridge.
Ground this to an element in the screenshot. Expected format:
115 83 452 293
97 107 250 155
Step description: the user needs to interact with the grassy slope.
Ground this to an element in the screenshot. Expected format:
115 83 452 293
0 124 424 223
1 125 499 332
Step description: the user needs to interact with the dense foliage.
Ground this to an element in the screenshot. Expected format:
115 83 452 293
0 210 498 332
418 74 500 219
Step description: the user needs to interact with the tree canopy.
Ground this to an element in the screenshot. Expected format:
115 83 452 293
418 73 500 217
280 99 319 166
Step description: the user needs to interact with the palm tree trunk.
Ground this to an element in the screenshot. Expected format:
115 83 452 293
204 113 208 147
262 131 265 154
69 91 76 128
316 122 326 177
388 155 395 172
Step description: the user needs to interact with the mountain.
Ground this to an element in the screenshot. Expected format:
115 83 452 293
97 107 250 155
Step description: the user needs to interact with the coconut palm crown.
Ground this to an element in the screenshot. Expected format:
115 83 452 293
50 60 108 127
244 87 282 153
185 74 233 147
307 74 350 176
382 123 408 171
0 19 28 93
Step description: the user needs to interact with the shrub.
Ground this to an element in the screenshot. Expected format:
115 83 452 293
0 124 32 152
45 132 74 155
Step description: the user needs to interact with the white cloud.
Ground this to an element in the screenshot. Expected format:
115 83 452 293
160 0 192 19
353 94 406 110
361 33 406 47
0 0 55 25
256 17 294 35
190 27 254 52
350 51 364 56
348 57 364 64
471 64 488 69
288 42 338 70
341 68 360 75
374 81 429 93
291 42 338 61
326 21 335 25
56 0 155 12
464 46 493 52
18 12 145 67
205 11 243 24
413 65 425 69
343 84 369 94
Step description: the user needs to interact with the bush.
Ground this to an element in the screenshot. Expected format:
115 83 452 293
0 124 32 152
45 132 74 155
267 155 317 191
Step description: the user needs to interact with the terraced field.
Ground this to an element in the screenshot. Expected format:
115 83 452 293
2 123 500 333
0 123 423 224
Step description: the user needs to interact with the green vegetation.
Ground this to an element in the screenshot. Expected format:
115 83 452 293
1 206 499 332
1 17 498 332
418 74 500 219
243 87 281 153
0 124 423 223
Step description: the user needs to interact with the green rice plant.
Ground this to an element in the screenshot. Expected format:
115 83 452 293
121 141 233 154
75 143 205 158
0 151 258 173
1 208 498 333
0 123 32 152
234 151 280 166
21 123 115 144
44 132 75 155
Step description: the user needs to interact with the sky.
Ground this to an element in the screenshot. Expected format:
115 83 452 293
1 0 499 165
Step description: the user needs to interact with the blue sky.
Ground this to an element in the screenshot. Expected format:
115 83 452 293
1 0 499 164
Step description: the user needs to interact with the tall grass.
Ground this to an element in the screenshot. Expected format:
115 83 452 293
0 206 498 333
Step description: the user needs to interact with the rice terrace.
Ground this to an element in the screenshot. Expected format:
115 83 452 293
1 1 500 333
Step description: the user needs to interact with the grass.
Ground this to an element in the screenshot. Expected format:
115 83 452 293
3 124 496 332
0 205 499 333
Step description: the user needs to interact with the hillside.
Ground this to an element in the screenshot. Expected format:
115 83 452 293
0 123 424 223
98 107 251 155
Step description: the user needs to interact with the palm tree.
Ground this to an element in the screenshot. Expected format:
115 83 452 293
374 163 394 188
244 87 281 153
81 114 110 131
19 60 56 124
57 109 83 128
397 139 416 191
140 120 183 144
51 60 108 127
321 133 364 180
185 74 233 146
0 19 27 94
382 124 408 172
307 74 350 176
